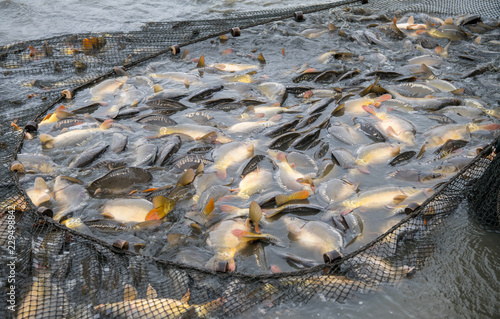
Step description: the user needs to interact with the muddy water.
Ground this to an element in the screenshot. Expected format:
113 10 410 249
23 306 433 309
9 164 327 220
5 1 500 318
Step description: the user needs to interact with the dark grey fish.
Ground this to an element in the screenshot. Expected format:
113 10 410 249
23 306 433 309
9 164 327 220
293 72 323 83
461 63 492 79
238 155 266 177
173 154 212 171
338 69 360 82
314 70 343 83
88 160 127 171
314 141 330 160
156 135 182 166
295 113 322 130
434 139 468 159
240 99 267 107
286 86 314 95
133 144 157 166
306 98 334 114
51 118 88 132
268 132 301 150
366 70 403 79
271 248 320 268
292 129 321 151
146 99 188 112
423 113 456 124
137 114 177 127
188 85 224 102
203 98 235 108
110 133 127 153
353 117 386 142
69 142 109 168
264 119 299 138
71 103 102 115
187 145 214 155
85 219 129 232
363 29 391 48
88 167 153 195
389 151 416 166
110 107 144 120
212 101 246 112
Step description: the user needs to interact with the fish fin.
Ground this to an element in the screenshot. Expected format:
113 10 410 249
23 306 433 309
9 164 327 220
181 289 191 304
450 88 465 95
407 16 414 25
196 55 205 68
416 144 426 159
177 168 195 187
124 284 137 302
269 114 282 122
147 284 157 299
386 126 397 137
393 195 408 205
276 152 287 163
198 131 217 143
216 169 227 180
362 104 376 115
181 48 190 60
416 29 427 35
145 207 163 221
376 94 391 102
100 118 113 130
34 177 49 191
270 265 282 273
356 165 371 174
142 188 158 193
202 197 215 216
257 53 266 63
219 205 241 214
101 212 114 219
153 196 167 209
39 133 54 148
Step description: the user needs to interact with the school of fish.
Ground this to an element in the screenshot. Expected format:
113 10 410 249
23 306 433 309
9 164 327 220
11 9 500 317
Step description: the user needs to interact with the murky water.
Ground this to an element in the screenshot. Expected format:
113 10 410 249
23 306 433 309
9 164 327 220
4 0 500 318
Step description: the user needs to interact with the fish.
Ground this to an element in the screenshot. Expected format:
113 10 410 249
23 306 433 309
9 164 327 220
282 216 344 260
68 141 109 168
328 121 370 145
205 218 250 271
158 124 232 143
356 142 400 167
155 136 181 166
101 196 173 223
227 114 282 134
17 274 70 319
212 141 255 179
342 186 420 210
26 177 51 207
268 151 314 194
87 167 153 196
339 94 391 115
362 105 416 144
94 288 223 319
317 178 358 205
231 168 273 199
211 63 259 72
52 176 89 221
353 117 386 143
39 119 113 149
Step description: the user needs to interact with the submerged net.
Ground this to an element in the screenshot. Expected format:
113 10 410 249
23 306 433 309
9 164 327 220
1 0 500 318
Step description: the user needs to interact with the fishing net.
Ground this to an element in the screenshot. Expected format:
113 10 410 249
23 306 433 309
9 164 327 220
1 0 500 318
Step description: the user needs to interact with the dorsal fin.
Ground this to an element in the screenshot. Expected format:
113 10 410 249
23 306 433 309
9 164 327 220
124 284 137 301
181 289 191 304
147 283 157 299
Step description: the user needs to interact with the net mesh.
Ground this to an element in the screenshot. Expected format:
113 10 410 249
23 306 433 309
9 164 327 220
1 0 499 318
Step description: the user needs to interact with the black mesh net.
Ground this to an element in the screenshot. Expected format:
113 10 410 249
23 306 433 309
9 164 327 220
1 0 500 318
